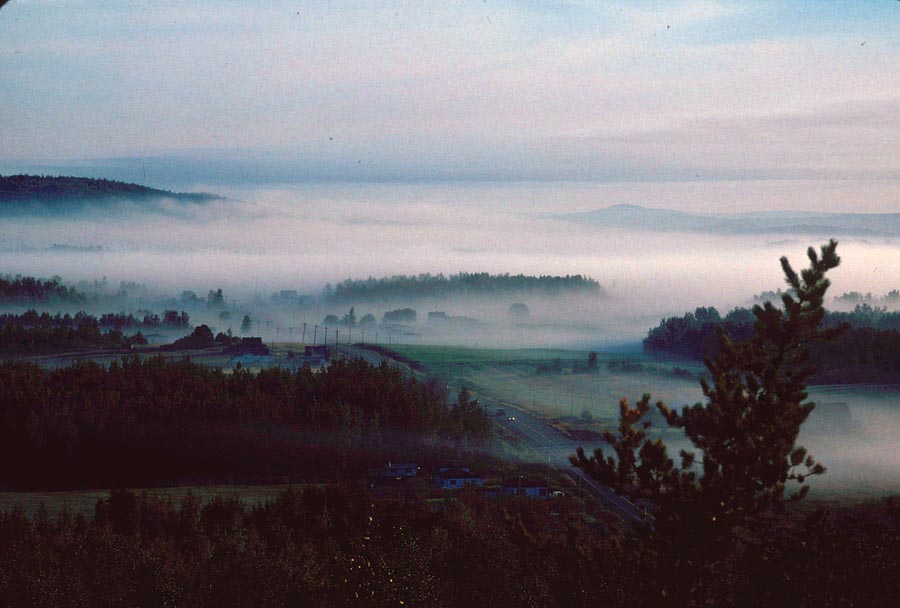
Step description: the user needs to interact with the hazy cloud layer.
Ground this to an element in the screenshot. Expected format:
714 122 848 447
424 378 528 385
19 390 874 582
3 184 900 342
2 1 900 210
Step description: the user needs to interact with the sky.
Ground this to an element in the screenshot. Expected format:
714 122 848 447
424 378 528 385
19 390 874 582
1 1 900 211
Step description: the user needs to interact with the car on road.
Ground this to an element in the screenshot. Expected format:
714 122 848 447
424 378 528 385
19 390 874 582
507 415 516 421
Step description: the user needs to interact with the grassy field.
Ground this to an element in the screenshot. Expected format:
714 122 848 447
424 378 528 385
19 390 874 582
403 344 707 425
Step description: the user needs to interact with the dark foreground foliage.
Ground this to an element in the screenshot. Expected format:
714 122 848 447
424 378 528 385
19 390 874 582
1 486 898 607
0 356 492 488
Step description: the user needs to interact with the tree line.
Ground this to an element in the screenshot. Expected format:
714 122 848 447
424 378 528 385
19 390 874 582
644 302 900 383
0 319 146 354
0 355 492 488
0 308 198 354
0 275 86 304
1 309 190 330
327 272 602 301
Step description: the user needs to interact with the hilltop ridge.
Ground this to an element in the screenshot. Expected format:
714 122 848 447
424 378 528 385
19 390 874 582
0 174 221 207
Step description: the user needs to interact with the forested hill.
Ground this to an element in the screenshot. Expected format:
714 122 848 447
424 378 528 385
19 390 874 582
0 174 221 206
328 272 603 301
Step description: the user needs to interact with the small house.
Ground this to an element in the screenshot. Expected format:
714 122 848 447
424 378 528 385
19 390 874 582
501 477 549 499
434 467 484 490
377 462 419 478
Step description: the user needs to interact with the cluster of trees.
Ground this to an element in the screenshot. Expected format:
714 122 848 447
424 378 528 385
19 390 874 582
0 275 85 304
162 325 238 351
644 301 900 383
834 289 900 306
0 319 146 354
382 307 416 324
323 307 376 329
0 174 219 204
327 272 602 301
124 309 191 329
1 484 898 607
572 351 599 374
0 355 491 487
0 309 190 331
324 308 415 328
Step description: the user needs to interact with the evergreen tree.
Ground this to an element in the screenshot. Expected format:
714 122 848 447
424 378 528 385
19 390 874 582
573 241 847 540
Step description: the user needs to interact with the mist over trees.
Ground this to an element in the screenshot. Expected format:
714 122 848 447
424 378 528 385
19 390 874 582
0 275 86 304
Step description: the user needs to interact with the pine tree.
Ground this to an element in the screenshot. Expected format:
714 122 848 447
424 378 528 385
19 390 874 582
572 241 847 540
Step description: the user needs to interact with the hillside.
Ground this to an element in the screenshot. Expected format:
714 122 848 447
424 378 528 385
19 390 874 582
0 174 221 207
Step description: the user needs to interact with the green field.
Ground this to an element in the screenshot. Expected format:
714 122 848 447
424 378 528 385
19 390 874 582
403 345 707 425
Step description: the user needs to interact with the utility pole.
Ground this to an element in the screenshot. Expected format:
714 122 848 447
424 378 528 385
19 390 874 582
313 325 318 345
302 322 307 343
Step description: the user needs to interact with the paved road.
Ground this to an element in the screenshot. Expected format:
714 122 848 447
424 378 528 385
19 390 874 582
494 404 651 525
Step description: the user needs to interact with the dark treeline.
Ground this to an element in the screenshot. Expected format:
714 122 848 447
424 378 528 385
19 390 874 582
1 486 898 607
328 272 603 301
0 309 189 331
0 308 195 354
0 355 492 488
644 304 900 383
0 174 220 204
0 320 146 354
0 275 86 304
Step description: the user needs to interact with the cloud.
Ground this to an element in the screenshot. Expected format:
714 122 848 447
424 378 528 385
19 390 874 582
2 0 900 195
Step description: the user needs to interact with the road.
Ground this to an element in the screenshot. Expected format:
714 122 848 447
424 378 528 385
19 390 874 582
338 344 650 524
493 403 651 525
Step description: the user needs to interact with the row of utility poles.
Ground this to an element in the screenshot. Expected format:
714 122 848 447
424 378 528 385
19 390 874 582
255 319 397 351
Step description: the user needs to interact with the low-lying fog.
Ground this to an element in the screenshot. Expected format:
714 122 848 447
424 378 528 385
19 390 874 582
4 182 900 346
2 180 899 496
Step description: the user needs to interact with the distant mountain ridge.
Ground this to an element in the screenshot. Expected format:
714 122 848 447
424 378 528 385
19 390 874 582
563 204 900 237
0 174 221 209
